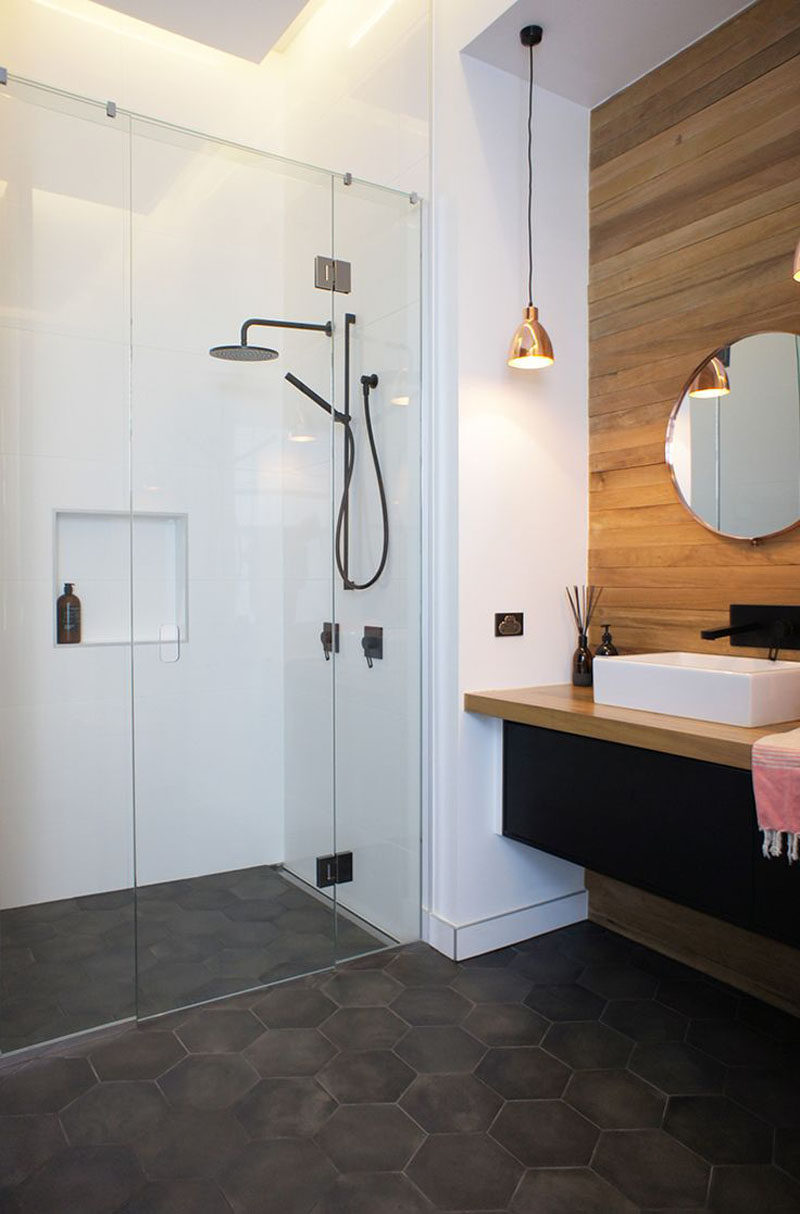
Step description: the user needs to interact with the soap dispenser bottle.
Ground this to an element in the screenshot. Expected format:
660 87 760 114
595 623 618 657
57 583 81 644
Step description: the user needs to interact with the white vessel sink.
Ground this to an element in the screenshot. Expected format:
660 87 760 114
593 651 800 727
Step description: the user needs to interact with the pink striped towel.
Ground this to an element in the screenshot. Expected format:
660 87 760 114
752 729 800 863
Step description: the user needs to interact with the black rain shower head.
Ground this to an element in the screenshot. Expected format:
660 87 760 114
209 343 279 362
209 316 333 365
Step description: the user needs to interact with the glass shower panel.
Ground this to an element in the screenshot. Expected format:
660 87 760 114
330 179 422 958
129 121 337 1018
0 81 135 1051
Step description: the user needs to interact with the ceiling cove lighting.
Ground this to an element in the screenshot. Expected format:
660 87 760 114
793 238 800 282
689 354 730 399
508 24 554 372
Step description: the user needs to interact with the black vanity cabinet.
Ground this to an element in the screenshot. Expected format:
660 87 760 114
502 720 800 950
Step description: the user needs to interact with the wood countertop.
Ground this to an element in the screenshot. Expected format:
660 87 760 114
463 684 800 771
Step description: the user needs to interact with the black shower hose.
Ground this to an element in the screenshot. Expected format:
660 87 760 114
335 373 389 590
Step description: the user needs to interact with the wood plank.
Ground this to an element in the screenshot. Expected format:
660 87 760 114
590 201 800 311
592 137 800 263
591 57 800 210
587 872 800 1016
592 26 800 169
590 179 800 285
463 683 800 770
592 0 800 141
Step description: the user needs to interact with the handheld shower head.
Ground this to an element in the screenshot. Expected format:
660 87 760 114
209 343 279 362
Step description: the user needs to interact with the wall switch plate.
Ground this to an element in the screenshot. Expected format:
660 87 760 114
495 612 524 637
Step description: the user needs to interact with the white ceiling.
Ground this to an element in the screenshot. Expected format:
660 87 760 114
463 0 756 108
94 0 310 61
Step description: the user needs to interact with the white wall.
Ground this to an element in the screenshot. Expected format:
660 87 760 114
428 0 590 959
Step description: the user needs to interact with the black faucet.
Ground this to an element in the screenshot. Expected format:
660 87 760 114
701 618 793 662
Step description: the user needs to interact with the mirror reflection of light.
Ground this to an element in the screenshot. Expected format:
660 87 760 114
391 395 410 406
289 432 315 443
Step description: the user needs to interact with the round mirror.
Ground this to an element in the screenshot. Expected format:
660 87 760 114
666 332 800 542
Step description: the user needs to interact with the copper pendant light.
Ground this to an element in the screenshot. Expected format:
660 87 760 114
688 354 730 398
508 25 554 371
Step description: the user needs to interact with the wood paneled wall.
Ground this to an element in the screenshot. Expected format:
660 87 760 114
588 0 800 657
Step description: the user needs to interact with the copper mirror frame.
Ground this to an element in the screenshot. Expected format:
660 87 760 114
665 331 800 545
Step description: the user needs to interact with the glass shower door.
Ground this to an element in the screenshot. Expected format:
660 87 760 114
129 119 337 1019
329 177 423 959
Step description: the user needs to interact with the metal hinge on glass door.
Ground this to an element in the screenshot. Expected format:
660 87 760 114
314 256 352 294
316 852 354 888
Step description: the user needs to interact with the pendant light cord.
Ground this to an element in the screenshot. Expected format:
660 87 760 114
527 40 534 307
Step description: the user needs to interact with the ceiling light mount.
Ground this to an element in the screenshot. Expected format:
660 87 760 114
520 25 543 47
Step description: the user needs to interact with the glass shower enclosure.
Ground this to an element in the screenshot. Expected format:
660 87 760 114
0 76 421 1051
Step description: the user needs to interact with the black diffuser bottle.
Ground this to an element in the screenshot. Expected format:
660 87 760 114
56 583 81 644
572 634 593 686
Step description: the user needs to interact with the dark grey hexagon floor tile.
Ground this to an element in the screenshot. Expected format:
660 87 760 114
173 886 239 912
510 947 584 987
777 1128 800 1182
0 1058 95 1115
338 948 400 971
220 898 283 924
322 971 402 1007
251 985 336 1029
321 1006 407 1050
392 987 472 1027
158 1055 258 1110
407 1134 523 1211
135 1106 247 1179
579 963 658 1001
60 1081 167 1147
90 1030 186 1080
593 1129 710 1208
627 944 705 984
15 1144 146 1214
316 1104 423 1171
557 927 636 967
400 1073 502 1133
510 1167 638 1213
235 1076 335 1139
565 1068 665 1129
708 1164 800 1212
630 1041 726 1095
524 983 605 1022
30 935 100 964
602 998 688 1043
463 1004 547 1049
476 1046 570 1100
317 1049 414 1103
118 1178 232 1213
202 946 276 979
311 1172 433 1214
395 1025 486 1073
725 1066 800 1127
687 1019 790 1068
451 968 532 1004
0 1115 65 1188
737 997 800 1044
220 1139 336 1214
491 1099 598 1167
385 948 460 988
543 1021 633 1070
656 980 740 1020
175 1009 263 1054
462 948 517 969
243 1028 336 1077
664 1094 772 1164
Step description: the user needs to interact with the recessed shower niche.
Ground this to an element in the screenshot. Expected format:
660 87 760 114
54 510 188 646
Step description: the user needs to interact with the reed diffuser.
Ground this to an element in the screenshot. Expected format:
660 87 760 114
566 584 601 687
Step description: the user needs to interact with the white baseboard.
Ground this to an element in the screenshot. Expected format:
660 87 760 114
423 889 588 961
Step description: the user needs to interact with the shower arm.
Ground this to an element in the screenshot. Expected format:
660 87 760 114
240 316 333 347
